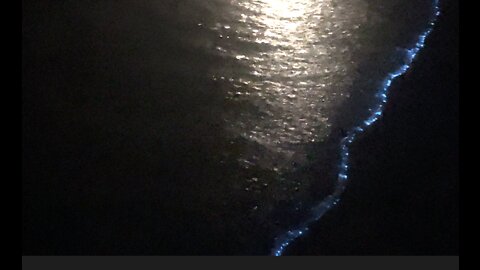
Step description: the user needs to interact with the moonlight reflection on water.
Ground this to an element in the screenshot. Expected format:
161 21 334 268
210 0 366 163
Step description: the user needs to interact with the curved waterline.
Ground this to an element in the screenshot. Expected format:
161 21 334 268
271 0 441 256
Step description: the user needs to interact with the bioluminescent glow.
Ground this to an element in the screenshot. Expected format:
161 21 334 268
271 0 441 256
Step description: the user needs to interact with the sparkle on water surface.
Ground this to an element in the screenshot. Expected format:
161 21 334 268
210 0 366 160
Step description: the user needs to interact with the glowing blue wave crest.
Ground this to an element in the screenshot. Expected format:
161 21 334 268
271 0 441 256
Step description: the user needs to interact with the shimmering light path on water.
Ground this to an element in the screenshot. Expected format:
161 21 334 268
210 0 367 166
271 0 441 256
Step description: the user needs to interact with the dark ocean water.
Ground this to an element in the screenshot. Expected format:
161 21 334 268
23 0 456 255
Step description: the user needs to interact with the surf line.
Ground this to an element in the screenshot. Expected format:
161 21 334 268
271 0 441 256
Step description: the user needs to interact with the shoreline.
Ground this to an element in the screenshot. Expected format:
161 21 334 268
285 0 458 255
